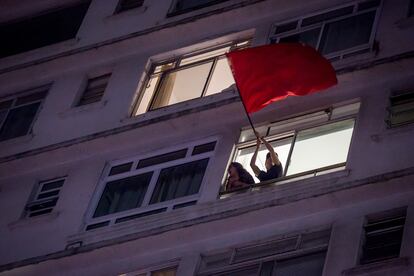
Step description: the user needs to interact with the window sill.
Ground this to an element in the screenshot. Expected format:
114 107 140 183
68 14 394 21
8 211 60 230
121 87 238 125
342 257 410 275
0 133 34 148
395 16 414 29
58 100 107 118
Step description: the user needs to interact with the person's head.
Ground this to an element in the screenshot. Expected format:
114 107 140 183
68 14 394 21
265 152 278 170
228 162 244 177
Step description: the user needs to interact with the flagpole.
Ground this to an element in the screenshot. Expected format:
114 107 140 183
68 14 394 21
234 82 257 135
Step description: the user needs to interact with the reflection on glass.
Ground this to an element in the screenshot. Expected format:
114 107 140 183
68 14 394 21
205 57 235 96
235 137 293 182
151 61 213 109
320 11 375 54
286 119 354 176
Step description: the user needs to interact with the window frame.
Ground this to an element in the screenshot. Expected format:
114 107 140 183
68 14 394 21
268 0 383 61
167 0 230 17
224 101 360 194
131 39 249 116
76 73 111 107
385 90 414 128
197 228 331 276
24 177 66 218
85 138 218 230
0 85 49 142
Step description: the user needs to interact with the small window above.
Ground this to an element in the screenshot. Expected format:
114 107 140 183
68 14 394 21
386 90 414 128
168 0 230 16
0 1 91 58
77 74 111 106
115 0 144 13
360 208 406 264
269 0 381 61
25 178 65 217
409 0 414 17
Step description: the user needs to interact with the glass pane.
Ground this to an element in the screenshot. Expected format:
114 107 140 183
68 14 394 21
180 46 230 66
93 172 153 217
151 61 213 109
204 57 235 96
320 11 376 55
0 102 40 141
151 267 177 276
135 75 161 115
260 261 275 276
279 28 321 49
174 0 226 12
109 162 133 176
150 159 209 204
215 265 260 276
410 0 414 16
301 6 354 26
40 179 64 191
275 252 326 276
137 149 187 169
234 137 293 182
286 120 354 176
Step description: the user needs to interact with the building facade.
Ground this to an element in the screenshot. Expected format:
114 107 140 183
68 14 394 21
0 0 414 275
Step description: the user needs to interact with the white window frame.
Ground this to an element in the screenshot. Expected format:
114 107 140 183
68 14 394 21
131 39 249 116
225 101 360 194
119 260 179 276
24 177 66 218
0 85 49 142
85 137 218 230
167 0 230 16
268 0 383 61
197 227 331 275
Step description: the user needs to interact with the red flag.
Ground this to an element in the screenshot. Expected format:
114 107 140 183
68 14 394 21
226 43 337 113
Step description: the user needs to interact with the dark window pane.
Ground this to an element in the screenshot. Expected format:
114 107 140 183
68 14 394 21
150 159 209 204
172 0 229 14
0 1 90 58
93 172 153 217
116 0 144 13
78 74 110 106
358 0 381 11
85 221 110 231
137 149 187 169
37 190 60 199
16 91 47 106
0 102 40 141
279 28 321 49
410 0 414 16
260 261 275 276
0 100 13 110
275 252 326 276
109 162 133 176
320 11 376 55
302 6 354 26
274 21 298 34
192 141 216 155
41 179 65 191
214 265 260 276
28 198 58 212
173 200 197 209
29 208 53 217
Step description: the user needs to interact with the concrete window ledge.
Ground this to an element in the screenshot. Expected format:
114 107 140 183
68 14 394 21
58 100 108 118
342 257 410 275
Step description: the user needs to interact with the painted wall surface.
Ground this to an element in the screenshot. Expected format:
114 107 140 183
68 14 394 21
0 0 414 275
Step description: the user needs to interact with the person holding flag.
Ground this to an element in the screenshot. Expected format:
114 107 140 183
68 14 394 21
250 132 283 182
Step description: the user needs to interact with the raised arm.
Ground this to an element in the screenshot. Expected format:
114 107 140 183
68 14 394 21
261 137 281 165
250 137 261 176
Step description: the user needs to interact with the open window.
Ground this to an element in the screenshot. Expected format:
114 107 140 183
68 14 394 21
85 140 217 231
132 40 249 116
269 0 382 61
229 102 359 191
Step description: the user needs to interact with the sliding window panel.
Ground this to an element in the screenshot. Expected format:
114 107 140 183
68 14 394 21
93 172 153 217
150 159 209 204
320 11 376 55
286 119 354 176
0 102 40 141
275 251 326 276
150 61 214 109
204 57 235 96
